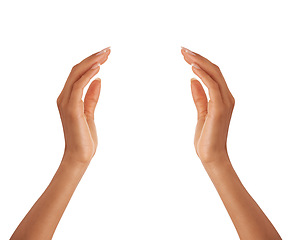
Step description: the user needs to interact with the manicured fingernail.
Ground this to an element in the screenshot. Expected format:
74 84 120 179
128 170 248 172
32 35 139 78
191 63 200 69
91 62 101 69
181 46 196 56
95 46 111 56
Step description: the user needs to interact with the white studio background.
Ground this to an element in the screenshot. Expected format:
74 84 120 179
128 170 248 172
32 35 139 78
0 0 289 239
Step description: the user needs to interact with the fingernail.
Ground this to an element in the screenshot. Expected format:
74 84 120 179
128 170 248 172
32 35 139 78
91 62 101 69
95 46 111 56
191 63 200 69
181 46 196 56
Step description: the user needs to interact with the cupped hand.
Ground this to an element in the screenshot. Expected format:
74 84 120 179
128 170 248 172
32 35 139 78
181 47 235 163
57 47 111 164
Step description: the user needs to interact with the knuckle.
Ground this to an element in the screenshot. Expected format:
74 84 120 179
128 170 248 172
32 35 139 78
56 96 63 108
213 63 219 68
71 64 79 72
210 81 219 89
231 97 235 106
84 110 94 120
72 81 82 90
56 97 61 105
194 97 206 105
198 109 208 119
213 63 221 72
228 96 235 108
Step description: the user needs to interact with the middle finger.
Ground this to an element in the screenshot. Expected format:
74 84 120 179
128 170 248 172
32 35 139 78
60 47 111 103
181 47 233 104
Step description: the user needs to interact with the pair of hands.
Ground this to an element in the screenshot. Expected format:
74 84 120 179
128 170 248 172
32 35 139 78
11 48 281 240
56 46 235 165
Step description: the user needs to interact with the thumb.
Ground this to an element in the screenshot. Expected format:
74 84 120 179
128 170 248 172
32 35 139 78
84 78 101 120
191 78 208 152
191 78 208 120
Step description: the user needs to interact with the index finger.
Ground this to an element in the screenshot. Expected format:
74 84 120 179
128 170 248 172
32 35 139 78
60 47 111 103
181 47 234 104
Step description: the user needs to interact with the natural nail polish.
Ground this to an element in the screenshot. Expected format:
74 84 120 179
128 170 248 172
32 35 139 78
181 46 196 56
191 63 200 69
91 62 101 69
95 46 111 56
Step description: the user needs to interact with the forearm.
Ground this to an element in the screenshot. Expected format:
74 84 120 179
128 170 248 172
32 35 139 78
10 153 89 240
202 153 281 240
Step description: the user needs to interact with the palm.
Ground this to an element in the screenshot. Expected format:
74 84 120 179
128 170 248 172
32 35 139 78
60 80 101 161
191 80 233 162
74 80 100 158
194 103 230 161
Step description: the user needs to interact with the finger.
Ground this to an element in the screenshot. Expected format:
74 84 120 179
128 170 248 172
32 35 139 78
191 78 208 151
183 53 223 104
84 79 101 120
68 65 102 108
68 47 110 84
60 47 111 103
194 116 206 155
191 79 208 120
181 47 234 104
86 117 98 150
84 79 101 145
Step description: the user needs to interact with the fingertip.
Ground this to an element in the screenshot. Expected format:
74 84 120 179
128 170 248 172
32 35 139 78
181 46 197 56
191 78 194 86
181 47 186 55
191 79 204 94
93 78 101 91
92 78 101 85
191 78 199 85
87 78 101 93
103 47 111 57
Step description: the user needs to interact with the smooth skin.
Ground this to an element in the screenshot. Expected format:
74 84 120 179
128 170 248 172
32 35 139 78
181 47 282 239
10 46 111 240
10 47 282 240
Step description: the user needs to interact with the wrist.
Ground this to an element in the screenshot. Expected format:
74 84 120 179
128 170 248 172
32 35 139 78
60 151 91 172
201 151 232 171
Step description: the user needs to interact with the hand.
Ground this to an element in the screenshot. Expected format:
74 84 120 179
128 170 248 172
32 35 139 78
57 47 111 164
181 47 235 163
